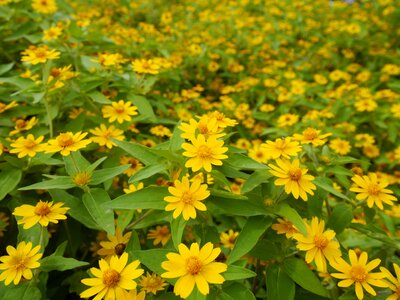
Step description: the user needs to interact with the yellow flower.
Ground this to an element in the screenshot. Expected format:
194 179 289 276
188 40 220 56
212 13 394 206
102 100 138 124
123 182 144 194
164 176 210 220
120 156 143 177
0 101 18 113
43 26 62 41
147 225 171 246
132 59 160 74
292 127 332 146
262 137 302 159
90 124 125 149
277 113 299 127
330 250 387 300
32 0 57 13
179 117 224 141
182 135 228 172
97 227 132 259
350 173 397 209
44 131 92 156
161 242 227 298
13 200 69 229
208 111 237 128
271 218 299 238
268 158 316 201
293 217 341 272
9 134 45 158
126 289 146 300
80 253 144 299
329 138 351 155
0 242 42 286
9 117 38 136
380 263 400 300
139 272 167 295
220 229 239 249
150 125 172 137
21 45 60 65
248 144 269 164
72 171 92 187
355 99 377 112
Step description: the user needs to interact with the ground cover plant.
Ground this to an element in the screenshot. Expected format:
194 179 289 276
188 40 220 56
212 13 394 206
0 0 400 299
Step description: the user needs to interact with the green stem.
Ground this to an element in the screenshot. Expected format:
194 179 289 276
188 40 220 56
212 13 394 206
44 97 53 138
125 209 154 231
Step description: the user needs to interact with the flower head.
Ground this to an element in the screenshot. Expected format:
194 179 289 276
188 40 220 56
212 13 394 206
179 117 224 141
32 0 57 14
21 45 60 64
161 242 227 298
132 59 160 75
147 225 171 246
293 217 341 272
139 272 167 295
102 100 138 124
330 138 351 155
90 124 125 149
262 137 302 160
98 227 132 259
220 229 239 249
271 218 299 238
330 250 387 300
350 173 397 209
380 263 400 300
268 158 316 201
182 135 228 172
0 242 42 285
44 131 92 156
10 134 45 158
164 176 210 220
293 127 332 146
13 201 69 229
80 252 144 299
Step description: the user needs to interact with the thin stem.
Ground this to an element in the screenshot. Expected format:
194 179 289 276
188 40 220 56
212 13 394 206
44 97 53 138
70 152 80 173
125 209 154 231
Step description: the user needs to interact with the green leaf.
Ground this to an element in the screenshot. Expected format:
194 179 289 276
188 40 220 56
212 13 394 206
169 124 184 152
90 165 130 185
0 167 22 201
19 176 75 191
129 164 168 183
53 241 68 256
275 204 307 235
223 282 256 300
87 91 111 104
17 224 48 250
227 216 272 264
327 203 353 234
131 95 156 122
82 189 115 235
225 153 268 170
283 257 329 298
171 216 186 250
49 190 100 230
0 63 14 76
64 151 90 176
113 139 160 165
2 282 42 300
131 249 172 276
266 264 295 300
40 256 88 272
224 265 257 280
314 177 350 201
210 189 247 200
186 288 207 300
241 170 272 194
208 196 269 217
103 186 168 210
87 156 108 172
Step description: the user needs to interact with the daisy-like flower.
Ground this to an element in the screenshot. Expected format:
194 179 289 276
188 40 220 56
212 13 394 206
98 227 132 259
208 111 237 128
147 225 171 246
126 289 146 300
80 253 144 299
330 250 387 300
102 100 138 124
123 182 144 194
268 158 316 201
0 101 18 113
293 217 341 272
182 135 228 172
350 173 397 209
90 124 125 149
0 242 42 286
9 117 38 136
139 272 167 295
262 137 302 160
292 127 332 146
31 0 57 13
329 138 351 155
44 131 92 156
161 242 227 298
271 218 299 238
220 229 239 250
132 59 160 75
164 176 210 220
380 263 400 300
120 156 143 177
21 45 60 65
9 134 45 158
179 117 224 141
13 200 69 229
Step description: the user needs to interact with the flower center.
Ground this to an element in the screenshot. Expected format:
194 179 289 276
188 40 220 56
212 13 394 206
102 130 112 138
313 234 328 249
102 269 120 287
16 120 27 129
35 49 47 59
58 134 74 147
349 265 367 283
289 168 302 181
114 243 126 256
115 106 125 114
24 139 37 149
368 184 381 196
303 128 318 140
197 145 212 159
181 191 193 204
11 255 27 270
396 286 400 296
159 227 169 236
34 202 51 216
186 256 202 275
